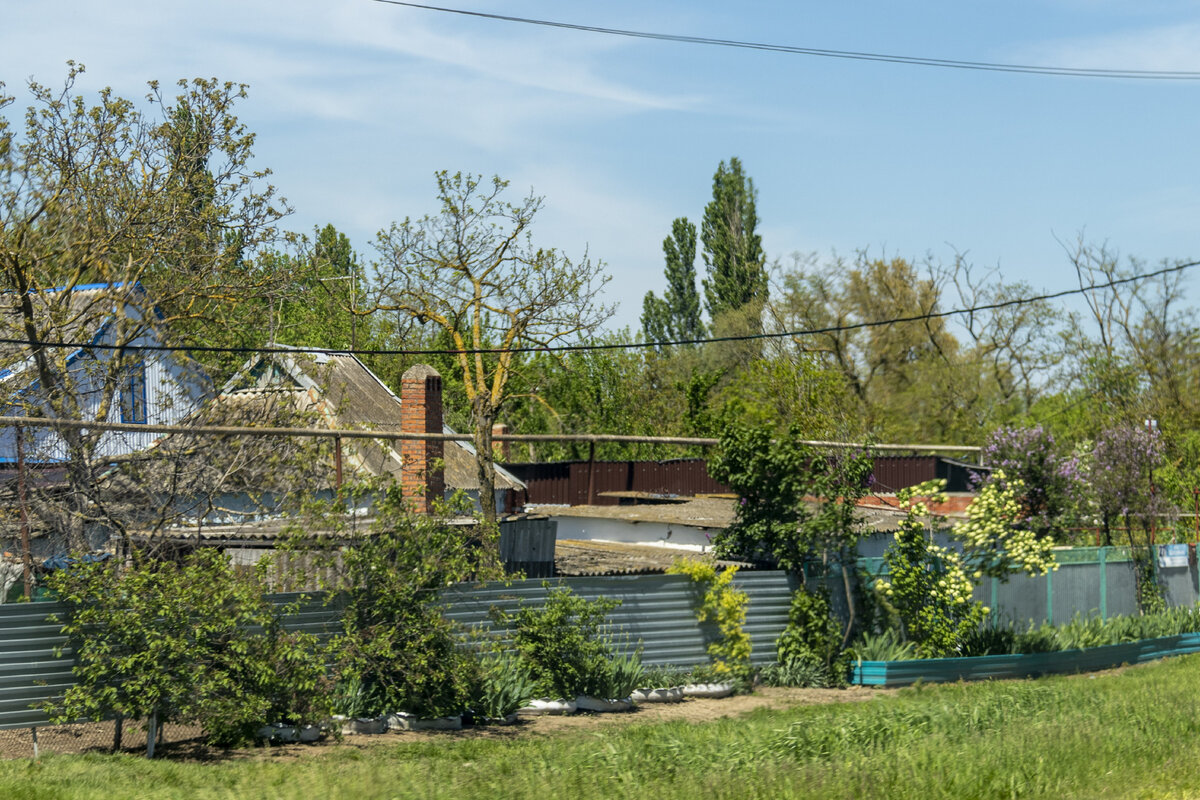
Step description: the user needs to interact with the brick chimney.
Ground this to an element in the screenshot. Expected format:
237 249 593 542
400 364 445 513
492 422 510 462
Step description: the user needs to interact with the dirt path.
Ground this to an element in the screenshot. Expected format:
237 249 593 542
304 685 896 751
0 686 895 761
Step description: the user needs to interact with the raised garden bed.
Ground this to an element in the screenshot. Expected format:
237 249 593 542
851 631 1200 687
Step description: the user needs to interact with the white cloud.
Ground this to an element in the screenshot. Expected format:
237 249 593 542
1018 22 1200 72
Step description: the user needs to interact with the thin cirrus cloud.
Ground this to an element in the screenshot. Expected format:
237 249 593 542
1018 22 1200 71
1 0 697 126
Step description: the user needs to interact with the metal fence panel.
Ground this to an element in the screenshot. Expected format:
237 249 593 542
1160 564 1198 609
440 570 794 668
1052 563 1104 624
1106 562 1140 618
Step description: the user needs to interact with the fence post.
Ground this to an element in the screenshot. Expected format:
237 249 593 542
1046 565 1054 625
1099 547 1107 620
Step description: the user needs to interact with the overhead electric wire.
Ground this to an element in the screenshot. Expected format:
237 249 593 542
372 0 1200 80
0 260 1194 358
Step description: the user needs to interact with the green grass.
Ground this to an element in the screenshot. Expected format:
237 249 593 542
5 656 1200 799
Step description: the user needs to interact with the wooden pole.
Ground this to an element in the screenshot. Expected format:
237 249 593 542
0 415 983 453
334 435 343 489
16 427 31 601
586 441 596 506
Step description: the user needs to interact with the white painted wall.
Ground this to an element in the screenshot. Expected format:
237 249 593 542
546 514 719 551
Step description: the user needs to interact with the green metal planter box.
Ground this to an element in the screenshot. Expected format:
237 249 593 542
851 632 1200 687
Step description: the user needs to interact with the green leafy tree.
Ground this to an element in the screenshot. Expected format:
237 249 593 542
710 421 874 650
710 421 873 572
504 330 682 462
642 217 705 346
701 157 767 326
46 549 329 752
273 223 364 350
323 487 505 718
0 65 294 551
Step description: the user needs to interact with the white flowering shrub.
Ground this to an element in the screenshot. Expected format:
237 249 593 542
876 481 985 658
877 473 1061 658
955 470 1059 580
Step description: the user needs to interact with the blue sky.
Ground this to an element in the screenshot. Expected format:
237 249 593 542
5 1 1200 332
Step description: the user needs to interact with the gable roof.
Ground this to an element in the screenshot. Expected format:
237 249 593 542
218 348 524 492
0 282 148 382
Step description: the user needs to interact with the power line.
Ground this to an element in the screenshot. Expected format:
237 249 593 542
0 259 1192 358
372 1 1200 81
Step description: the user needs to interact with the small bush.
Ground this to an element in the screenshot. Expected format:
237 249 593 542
758 657 839 688
578 649 645 700
776 586 846 676
667 559 751 676
848 629 917 662
467 654 538 720
959 621 1019 657
637 665 692 689
503 585 624 699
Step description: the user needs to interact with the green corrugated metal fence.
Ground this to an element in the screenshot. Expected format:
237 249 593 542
0 571 797 731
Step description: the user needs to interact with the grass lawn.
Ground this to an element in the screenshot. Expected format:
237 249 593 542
4 655 1200 800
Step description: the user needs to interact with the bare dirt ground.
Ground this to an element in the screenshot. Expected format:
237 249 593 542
0 686 894 762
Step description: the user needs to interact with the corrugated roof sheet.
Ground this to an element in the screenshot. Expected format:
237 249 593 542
553 538 751 576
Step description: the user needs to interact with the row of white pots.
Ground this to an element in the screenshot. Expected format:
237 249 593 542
330 681 740 734
333 713 465 735
519 682 736 716
256 722 324 743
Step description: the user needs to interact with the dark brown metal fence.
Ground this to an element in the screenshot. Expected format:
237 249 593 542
503 459 729 506
506 455 986 506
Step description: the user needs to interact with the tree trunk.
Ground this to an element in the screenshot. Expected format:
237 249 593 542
471 395 498 524
839 563 857 651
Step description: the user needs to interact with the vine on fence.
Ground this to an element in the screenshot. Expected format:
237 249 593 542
667 559 751 675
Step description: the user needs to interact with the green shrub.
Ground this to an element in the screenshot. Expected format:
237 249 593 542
331 490 504 719
959 621 1019 657
46 549 329 751
331 675 385 719
503 585 623 699
578 649 645 700
667 559 751 676
848 629 917 662
758 658 839 688
637 665 692 689
776 586 846 677
467 654 538 720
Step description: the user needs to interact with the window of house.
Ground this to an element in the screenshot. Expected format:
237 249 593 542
120 362 147 424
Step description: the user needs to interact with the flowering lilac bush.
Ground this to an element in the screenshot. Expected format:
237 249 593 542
1091 422 1171 612
977 425 1084 541
1091 423 1168 530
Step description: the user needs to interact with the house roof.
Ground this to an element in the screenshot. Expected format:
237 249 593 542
540 494 948 534
553 538 752 576
217 348 524 492
0 282 142 381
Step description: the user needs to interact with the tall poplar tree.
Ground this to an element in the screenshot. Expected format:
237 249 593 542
641 217 704 345
701 157 767 324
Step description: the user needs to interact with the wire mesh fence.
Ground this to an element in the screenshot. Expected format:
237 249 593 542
0 719 205 760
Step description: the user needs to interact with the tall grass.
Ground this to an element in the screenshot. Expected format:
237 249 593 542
4 655 1200 799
